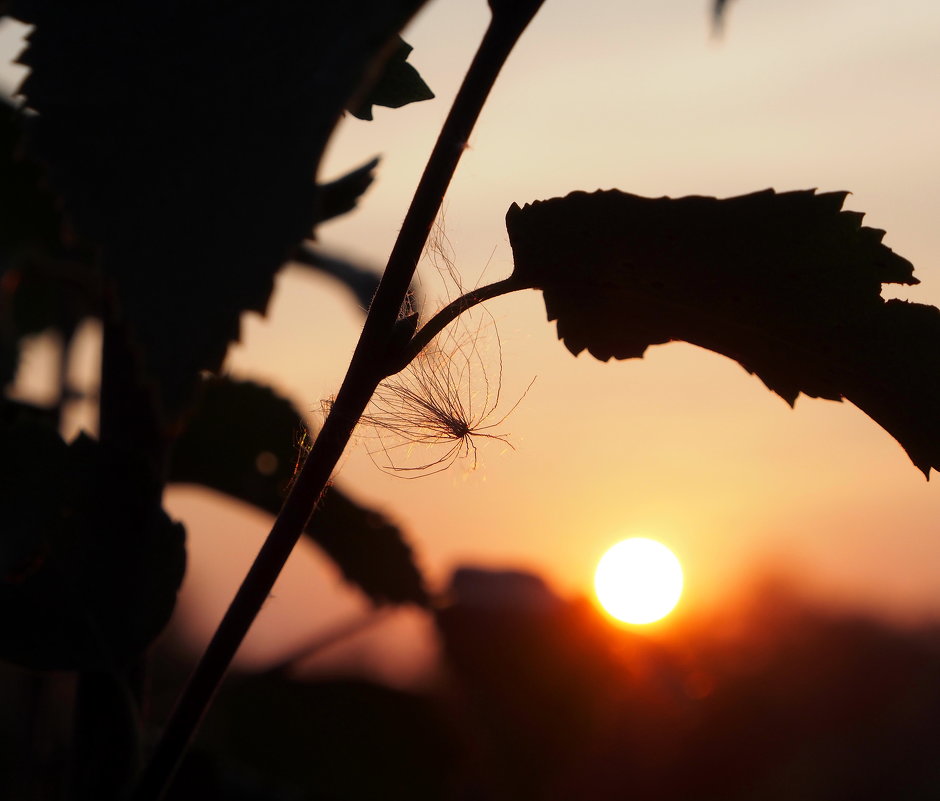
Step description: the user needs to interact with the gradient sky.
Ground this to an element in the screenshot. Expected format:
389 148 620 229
7 2 940 671
219 0 940 640
223 0 940 619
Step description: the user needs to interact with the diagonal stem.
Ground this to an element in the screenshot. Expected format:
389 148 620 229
131 2 545 799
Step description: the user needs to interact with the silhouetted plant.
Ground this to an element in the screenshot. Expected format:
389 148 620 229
1 1 938 799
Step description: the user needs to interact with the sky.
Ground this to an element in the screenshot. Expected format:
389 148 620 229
188 0 940 667
5 1 940 677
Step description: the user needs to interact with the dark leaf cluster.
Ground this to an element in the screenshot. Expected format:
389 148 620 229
0 0 435 673
11 0 426 418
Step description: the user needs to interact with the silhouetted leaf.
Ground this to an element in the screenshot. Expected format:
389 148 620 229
11 0 426 419
169 378 306 517
170 377 427 605
0 430 185 669
316 157 380 224
292 244 425 314
348 37 434 121
312 486 428 606
292 245 381 310
506 188 940 475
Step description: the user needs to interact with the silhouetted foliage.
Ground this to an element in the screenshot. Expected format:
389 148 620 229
292 244 383 310
0 97 94 386
0 98 60 274
0 0 442 791
171 377 427 605
314 157 381 226
438 569 616 799
169 378 307 518
11 0 427 419
0 430 185 669
137 573 940 801
189 675 457 801
348 37 435 121
1 2 935 799
507 188 940 475
436 571 940 801
311 487 429 606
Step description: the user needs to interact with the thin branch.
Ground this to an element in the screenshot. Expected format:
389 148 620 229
266 607 394 675
384 275 527 376
131 2 545 799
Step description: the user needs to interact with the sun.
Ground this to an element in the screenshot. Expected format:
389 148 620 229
594 538 683 624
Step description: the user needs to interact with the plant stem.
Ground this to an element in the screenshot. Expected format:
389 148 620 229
132 3 545 799
72 303 161 801
384 275 527 376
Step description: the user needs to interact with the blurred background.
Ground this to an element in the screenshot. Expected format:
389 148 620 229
3 0 940 798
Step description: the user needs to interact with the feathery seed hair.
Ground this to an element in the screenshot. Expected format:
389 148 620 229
361 312 531 477
351 212 531 477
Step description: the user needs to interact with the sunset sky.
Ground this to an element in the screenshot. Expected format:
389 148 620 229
201 0 940 667
6 1 940 676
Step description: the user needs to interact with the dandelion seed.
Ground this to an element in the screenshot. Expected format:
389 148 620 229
356 213 531 477
360 313 533 478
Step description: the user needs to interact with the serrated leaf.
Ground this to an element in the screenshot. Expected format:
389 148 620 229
506 188 940 476
11 0 426 419
169 377 427 605
348 37 434 121
0 430 186 669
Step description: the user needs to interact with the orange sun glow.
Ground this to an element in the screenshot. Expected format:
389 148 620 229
594 537 684 624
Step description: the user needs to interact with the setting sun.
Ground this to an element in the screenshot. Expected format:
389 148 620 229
594 538 684 624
